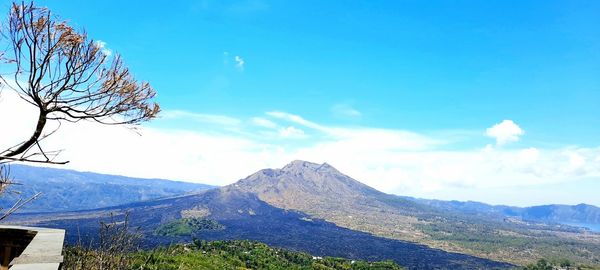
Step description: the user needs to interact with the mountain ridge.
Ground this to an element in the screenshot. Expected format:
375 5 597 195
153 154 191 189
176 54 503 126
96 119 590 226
409 197 600 229
0 164 214 213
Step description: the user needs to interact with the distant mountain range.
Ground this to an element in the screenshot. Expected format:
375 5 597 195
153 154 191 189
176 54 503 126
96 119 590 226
408 198 600 230
4 161 600 269
0 164 213 213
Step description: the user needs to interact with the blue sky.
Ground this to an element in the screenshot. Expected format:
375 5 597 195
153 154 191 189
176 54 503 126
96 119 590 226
2 1 600 206
29 0 600 143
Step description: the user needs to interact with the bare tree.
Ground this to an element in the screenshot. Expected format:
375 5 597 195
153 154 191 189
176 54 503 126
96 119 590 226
0 2 160 219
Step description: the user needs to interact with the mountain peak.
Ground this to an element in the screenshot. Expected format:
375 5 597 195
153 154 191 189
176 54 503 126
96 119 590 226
282 160 320 170
230 160 385 213
281 160 339 174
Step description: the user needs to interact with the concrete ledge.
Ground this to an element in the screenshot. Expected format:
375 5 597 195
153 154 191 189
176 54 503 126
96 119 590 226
0 225 65 270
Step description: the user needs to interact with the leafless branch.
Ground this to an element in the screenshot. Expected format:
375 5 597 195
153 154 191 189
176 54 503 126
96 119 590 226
0 2 160 165
0 191 41 221
0 165 11 195
0 2 160 220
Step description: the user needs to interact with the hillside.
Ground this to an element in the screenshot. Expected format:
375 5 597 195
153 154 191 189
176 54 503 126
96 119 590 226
0 164 213 212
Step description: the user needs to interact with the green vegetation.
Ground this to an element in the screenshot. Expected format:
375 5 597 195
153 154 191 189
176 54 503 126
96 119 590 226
154 218 224 237
63 213 142 270
64 240 404 270
130 240 403 270
519 259 600 270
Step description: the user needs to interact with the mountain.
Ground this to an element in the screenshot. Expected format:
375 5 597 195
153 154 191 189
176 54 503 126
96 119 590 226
0 164 213 213
5 161 600 268
410 198 600 231
228 160 432 242
226 161 600 266
12 189 513 270
6 161 513 270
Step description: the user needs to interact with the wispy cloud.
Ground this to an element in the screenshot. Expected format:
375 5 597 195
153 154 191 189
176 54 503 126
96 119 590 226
266 111 327 131
161 110 241 126
251 117 278 129
223 52 245 71
264 111 438 149
332 104 362 118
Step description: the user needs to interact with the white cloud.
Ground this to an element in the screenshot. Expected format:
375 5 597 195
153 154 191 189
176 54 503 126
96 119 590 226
332 104 361 118
517 147 540 165
2 90 600 206
486 120 524 145
0 90 39 149
234 56 245 70
265 111 439 150
278 126 305 139
94 40 112 56
222 53 244 71
563 151 586 175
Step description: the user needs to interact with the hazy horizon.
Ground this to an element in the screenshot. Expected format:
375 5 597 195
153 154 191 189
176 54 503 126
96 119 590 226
12 161 600 208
